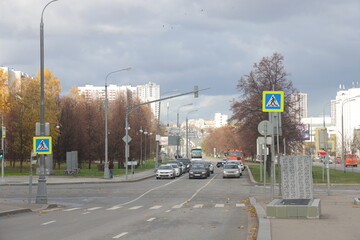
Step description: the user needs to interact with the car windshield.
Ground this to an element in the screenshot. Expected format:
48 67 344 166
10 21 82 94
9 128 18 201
178 159 190 164
191 164 205 170
159 165 172 170
170 164 179 169
224 164 238 169
228 161 239 165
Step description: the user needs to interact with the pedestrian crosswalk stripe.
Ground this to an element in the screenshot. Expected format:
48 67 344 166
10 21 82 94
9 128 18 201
193 204 203 208
88 207 102 211
149 205 162 210
215 204 225 208
172 204 183 209
129 206 143 210
236 203 246 207
64 207 80 212
107 206 122 210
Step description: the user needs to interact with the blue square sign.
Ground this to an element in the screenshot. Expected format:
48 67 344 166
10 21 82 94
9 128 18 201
262 91 284 112
33 136 52 154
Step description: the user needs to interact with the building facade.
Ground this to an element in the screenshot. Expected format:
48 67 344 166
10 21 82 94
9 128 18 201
291 92 308 120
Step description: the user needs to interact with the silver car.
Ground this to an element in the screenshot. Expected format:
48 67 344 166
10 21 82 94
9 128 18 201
169 163 181 177
156 164 175 179
223 164 241 178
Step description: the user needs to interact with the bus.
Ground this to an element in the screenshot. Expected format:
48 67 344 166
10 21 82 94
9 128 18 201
191 148 202 160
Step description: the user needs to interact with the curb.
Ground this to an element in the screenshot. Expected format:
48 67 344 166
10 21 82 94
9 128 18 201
0 208 32 217
249 197 271 240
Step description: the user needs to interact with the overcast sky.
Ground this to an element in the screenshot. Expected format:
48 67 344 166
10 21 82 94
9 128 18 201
1 0 359 124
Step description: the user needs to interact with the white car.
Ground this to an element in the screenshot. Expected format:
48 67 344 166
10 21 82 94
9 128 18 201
223 164 241 178
227 160 244 173
169 163 181 177
156 164 175 179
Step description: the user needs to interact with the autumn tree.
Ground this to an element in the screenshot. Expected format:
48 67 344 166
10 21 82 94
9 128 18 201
230 53 302 162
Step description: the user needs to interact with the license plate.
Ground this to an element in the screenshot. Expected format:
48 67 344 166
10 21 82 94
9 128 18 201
194 174 201 176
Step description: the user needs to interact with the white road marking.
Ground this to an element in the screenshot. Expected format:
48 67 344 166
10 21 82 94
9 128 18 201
117 178 181 206
147 217 156 222
215 204 225 208
107 206 122 210
236 203 246 207
129 206 143 210
64 207 80 212
87 207 102 211
42 220 56 226
149 205 162 210
165 210 171 213
113 232 128 239
172 204 183 209
82 212 91 215
193 204 203 208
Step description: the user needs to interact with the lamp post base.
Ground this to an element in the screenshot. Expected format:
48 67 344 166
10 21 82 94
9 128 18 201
104 162 110 179
35 175 47 204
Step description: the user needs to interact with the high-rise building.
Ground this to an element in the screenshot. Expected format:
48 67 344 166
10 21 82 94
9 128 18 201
334 86 360 154
0 66 32 85
77 82 161 118
214 113 228 128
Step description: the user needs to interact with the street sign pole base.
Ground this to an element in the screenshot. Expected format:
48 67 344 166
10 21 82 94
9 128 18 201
35 175 47 204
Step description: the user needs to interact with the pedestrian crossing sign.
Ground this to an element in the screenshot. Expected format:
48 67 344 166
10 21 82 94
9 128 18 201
262 91 284 112
33 136 52 155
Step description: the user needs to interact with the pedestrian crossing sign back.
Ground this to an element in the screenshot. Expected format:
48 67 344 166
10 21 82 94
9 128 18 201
33 136 52 155
262 91 284 112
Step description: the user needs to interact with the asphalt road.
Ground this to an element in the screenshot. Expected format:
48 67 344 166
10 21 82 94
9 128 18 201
0 161 252 240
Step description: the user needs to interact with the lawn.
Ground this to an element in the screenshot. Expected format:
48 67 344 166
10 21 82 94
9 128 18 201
248 164 360 184
2 160 156 177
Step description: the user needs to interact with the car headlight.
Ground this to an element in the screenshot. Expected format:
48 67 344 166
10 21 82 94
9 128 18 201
202 171 206 174
189 171 194 174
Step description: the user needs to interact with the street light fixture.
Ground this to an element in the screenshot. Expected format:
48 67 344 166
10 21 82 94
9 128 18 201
177 103 193 157
186 110 198 159
104 67 131 179
36 0 59 204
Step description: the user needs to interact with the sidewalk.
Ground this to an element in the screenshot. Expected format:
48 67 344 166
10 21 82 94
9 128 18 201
248 168 360 240
0 169 156 216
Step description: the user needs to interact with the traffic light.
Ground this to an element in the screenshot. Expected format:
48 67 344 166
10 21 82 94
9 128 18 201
0 149 3 159
194 85 199 98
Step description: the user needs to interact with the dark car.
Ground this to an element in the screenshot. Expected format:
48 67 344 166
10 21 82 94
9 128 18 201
216 158 227 168
189 164 208 179
191 160 211 177
177 158 191 172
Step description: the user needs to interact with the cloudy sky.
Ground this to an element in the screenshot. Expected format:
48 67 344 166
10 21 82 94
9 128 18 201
1 0 359 124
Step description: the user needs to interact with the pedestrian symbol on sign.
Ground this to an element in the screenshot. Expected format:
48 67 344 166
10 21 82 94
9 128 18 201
37 140 49 151
266 95 280 107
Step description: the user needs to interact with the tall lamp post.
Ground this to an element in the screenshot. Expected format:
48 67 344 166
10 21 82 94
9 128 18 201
340 96 360 172
139 127 143 164
36 0 59 204
104 67 131 179
176 103 192 157
186 110 197 158
144 131 148 162
149 132 153 160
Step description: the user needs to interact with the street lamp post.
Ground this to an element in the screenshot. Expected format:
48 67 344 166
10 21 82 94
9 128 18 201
149 132 153 160
186 110 197 158
144 131 148 162
176 103 192 157
36 0 58 204
139 128 143 164
104 67 131 179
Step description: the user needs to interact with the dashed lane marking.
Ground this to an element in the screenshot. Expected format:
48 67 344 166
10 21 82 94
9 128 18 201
215 204 225 208
236 203 246 207
41 220 56 226
172 204 183 209
147 217 156 222
82 212 91 215
113 232 128 239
